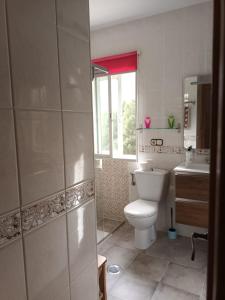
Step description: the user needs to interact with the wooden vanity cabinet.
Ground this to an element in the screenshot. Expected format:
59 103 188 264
175 173 209 228
176 199 208 227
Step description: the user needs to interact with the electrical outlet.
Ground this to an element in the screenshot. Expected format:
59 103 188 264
150 139 163 146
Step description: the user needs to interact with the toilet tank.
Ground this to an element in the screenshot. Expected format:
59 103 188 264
134 169 169 201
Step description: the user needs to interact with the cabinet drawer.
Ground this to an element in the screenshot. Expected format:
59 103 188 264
175 173 209 201
176 199 208 228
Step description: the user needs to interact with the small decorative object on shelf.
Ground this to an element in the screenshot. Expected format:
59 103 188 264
144 116 151 128
168 114 175 129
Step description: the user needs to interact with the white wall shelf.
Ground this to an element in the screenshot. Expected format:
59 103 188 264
136 127 181 132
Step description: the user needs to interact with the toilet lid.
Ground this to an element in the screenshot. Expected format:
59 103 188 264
124 199 158 218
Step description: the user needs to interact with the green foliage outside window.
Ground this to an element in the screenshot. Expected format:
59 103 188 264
123 100 136 155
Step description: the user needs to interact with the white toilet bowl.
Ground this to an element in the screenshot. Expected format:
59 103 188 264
124 199 158 249
124 169 168 250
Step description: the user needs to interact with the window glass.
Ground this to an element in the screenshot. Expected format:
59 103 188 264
92 72 136 159
111 72 136 158
94 76 110 155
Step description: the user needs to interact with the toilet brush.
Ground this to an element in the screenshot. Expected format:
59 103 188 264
168 207 177 240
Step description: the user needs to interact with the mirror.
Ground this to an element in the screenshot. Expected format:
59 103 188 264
183 75 212 149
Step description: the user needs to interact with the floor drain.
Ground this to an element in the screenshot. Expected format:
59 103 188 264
107 264 121 275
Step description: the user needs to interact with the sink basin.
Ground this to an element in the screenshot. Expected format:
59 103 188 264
174 162 210 174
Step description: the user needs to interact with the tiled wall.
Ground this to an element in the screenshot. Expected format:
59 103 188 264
91 2 213 168
0 1 98 300
91 2 213 234
95 158 137 222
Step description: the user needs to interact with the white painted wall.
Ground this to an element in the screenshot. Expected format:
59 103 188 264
91 2 213 234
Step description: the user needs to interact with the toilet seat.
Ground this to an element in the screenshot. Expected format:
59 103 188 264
124 199 158 218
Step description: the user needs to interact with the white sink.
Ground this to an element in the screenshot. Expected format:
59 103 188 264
174 162 210 174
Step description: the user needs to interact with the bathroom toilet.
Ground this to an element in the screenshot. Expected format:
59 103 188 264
124 169 169 249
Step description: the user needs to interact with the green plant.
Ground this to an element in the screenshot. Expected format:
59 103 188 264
122 100 136 155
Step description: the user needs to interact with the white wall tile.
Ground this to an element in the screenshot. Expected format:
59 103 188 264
70 260 98 300
91 2 213 169
0 239 27 300
67 199 97 282
0 0 98 299
0 110 19 214
7 0 61 110
58 30 92 112
91 3 212 234
63 112 94 188
24 215 70 300
0 0 12 108
16 110 65 205
56 0 90 40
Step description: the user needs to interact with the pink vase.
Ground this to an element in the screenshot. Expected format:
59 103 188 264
144 116 151 128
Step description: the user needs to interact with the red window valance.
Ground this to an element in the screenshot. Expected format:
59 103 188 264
92 51 138 75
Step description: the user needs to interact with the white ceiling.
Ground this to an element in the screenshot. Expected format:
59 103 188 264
89 0 210 30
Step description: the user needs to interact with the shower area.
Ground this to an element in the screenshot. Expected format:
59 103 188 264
91 64 137 243
92 65 124 243
95 158 129 243
94 157 138 243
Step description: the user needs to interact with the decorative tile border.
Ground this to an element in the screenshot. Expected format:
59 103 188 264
139 145 185 154
21 192 66 234
66 179 95 212
139 145 210 155
0 180 95 243
0 210 21 248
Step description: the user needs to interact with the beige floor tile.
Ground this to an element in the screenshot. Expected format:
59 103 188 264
97 229 108 243
200 281 207 300
162 263 205 296
108 295 122 300
97 218 123 243
110 271 157 300
145 233 207 270
102 245 139 269
152 283 200 300
98 236 116 254
111 223 136 250
98 218 123 233
102 224 207 300
127 253 170 282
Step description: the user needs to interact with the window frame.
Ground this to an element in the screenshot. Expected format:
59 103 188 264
93 71 138 161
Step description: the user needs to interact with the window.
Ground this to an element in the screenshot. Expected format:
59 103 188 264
92 76 110 155
92 71 136 159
